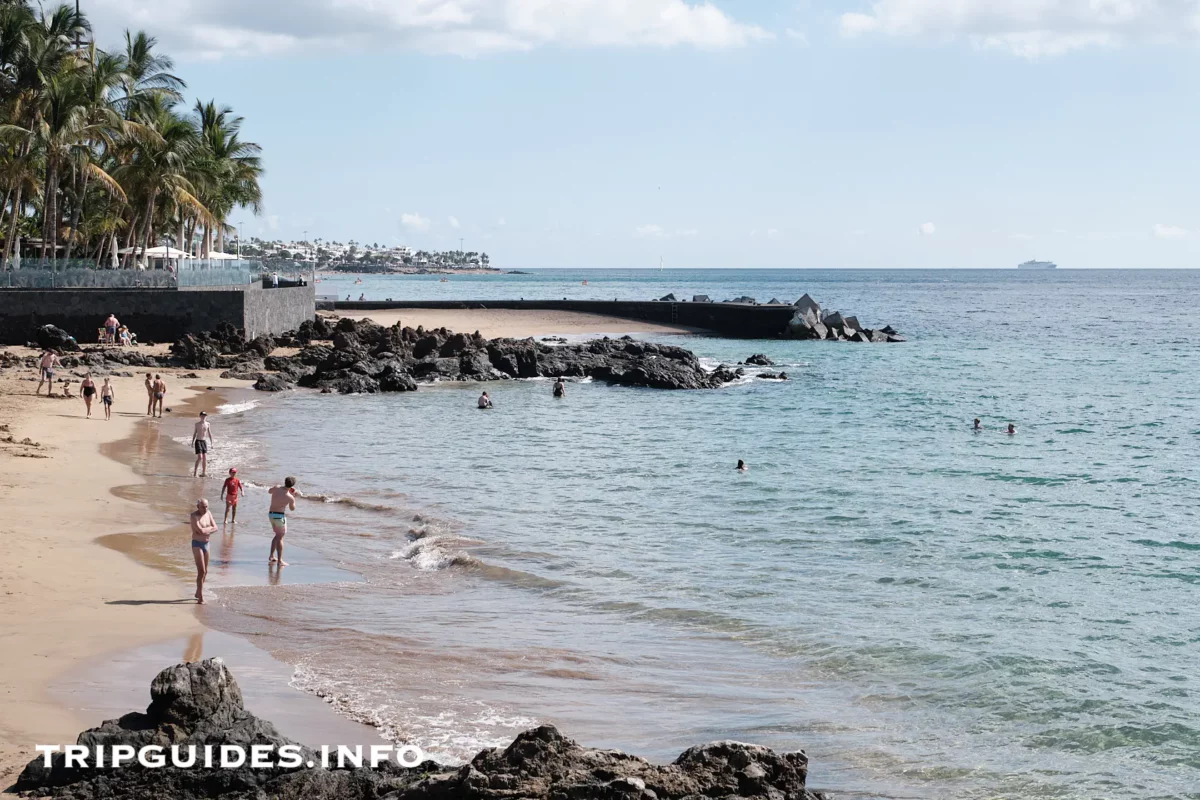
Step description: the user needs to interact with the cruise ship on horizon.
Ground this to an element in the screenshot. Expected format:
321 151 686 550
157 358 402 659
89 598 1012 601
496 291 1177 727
1017 260 1057 270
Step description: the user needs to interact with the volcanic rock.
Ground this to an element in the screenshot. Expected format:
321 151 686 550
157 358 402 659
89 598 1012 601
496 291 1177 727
15 659 826 800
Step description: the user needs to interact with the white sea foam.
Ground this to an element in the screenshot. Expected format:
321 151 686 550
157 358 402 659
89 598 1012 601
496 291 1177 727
390 536 475 571
216 400 260 415
289 664 537 764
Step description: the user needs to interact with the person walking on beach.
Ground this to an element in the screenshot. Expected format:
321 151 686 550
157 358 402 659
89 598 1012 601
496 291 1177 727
192 411 213 477
100 377 115 420
79 373 97 417
268 477 298 566
189 498 217 603
221 467 243 524
152 374 166 418
144 373 155 415
553 377 566 398
36 350 59 396
478 391 493 409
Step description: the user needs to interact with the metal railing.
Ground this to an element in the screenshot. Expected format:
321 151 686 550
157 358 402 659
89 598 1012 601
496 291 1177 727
1 259 263 289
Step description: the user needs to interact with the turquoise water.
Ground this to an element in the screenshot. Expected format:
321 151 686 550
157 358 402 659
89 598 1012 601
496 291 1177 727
203 270 1200 799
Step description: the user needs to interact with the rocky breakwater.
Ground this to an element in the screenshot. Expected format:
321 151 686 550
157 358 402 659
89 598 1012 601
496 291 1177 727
14 659 827 800
786 295 904 343
171 317 745 394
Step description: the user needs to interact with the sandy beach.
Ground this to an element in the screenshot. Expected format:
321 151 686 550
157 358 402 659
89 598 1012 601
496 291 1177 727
337 308 699 338
0 350 246 783
0 309 683 784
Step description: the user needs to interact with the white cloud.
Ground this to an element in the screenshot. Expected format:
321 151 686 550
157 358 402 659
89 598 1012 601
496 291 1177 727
401 212 431 232
766 228 781 239
1153 223 1189 238
1009 232 1034 240
497 217 507 226
88 0 769 59
785 28 808 44
448 216 461 229
919 222 936 236
837 0 1200 57
635 224 697 238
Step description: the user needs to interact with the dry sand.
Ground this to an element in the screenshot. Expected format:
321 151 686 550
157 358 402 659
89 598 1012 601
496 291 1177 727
338 308 698 339
0 348 248 784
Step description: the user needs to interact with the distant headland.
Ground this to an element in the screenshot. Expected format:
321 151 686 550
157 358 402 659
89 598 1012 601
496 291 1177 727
243 238 501 275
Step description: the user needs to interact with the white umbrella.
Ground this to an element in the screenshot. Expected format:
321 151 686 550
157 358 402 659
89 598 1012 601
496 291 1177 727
205 251 239 260
117 245 193 258
109 235 119 269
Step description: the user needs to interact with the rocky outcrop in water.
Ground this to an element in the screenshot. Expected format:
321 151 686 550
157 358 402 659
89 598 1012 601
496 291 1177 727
14 659 826 800
167 317 746 394
786 297 903 343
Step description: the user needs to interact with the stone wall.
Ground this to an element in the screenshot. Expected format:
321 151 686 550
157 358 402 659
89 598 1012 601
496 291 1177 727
0 285 315 345
243 284 316 339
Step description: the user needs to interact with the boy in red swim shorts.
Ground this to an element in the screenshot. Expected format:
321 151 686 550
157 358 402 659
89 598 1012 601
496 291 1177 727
220 467 243 524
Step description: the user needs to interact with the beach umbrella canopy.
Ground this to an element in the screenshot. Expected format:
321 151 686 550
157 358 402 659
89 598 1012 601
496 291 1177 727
205 251 239 260
117 245 193 258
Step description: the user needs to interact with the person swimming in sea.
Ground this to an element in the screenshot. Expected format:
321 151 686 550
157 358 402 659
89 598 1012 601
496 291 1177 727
1007 423 1016 435
973 418 982 431
478 391 493 409
737 459 748 472
553 377 566 398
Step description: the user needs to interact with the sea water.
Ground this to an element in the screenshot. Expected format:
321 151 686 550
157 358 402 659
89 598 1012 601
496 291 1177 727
198 269 1200 799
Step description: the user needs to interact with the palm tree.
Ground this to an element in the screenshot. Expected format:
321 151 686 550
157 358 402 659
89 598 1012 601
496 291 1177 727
190 100 262 256
113 98 210 265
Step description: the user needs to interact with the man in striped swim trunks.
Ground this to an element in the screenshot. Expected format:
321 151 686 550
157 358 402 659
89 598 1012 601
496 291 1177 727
267 476 298 566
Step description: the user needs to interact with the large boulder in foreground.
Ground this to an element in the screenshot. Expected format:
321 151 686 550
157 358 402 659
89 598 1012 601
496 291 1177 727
14 659 827 800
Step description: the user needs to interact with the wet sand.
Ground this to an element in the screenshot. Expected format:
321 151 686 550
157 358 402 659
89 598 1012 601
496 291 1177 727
0 349 379 784
337 308 699 338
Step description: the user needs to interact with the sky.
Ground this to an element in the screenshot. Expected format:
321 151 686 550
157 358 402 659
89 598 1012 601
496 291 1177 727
84 1 1200 268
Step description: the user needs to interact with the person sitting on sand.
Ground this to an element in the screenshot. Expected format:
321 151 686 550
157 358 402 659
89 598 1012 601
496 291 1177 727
973 418 982 431
1007 423 1016 435
478 391 493 409
119 326 132 347
268 477 298 566
79 373 97 418
221 468 243 524
59 377 71 397
553 378 566 398
36 349 59 396
100 377 115 420
737 459 748 472
189 498 217 603
192 411 213 477
152 374 166 418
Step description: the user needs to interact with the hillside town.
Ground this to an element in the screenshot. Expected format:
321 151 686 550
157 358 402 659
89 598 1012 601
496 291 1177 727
240 238 496 273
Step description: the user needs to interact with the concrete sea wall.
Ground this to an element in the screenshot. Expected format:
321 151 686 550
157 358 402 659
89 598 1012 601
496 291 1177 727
0 284 315 344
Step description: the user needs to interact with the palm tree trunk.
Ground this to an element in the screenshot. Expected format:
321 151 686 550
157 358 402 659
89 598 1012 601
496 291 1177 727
3 183 23 268
64 167 88 262
121 213 137 268
139 190 157 263
39 158 54 261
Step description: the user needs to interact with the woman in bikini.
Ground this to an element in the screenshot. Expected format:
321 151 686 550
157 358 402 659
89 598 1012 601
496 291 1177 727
79 374 97 418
